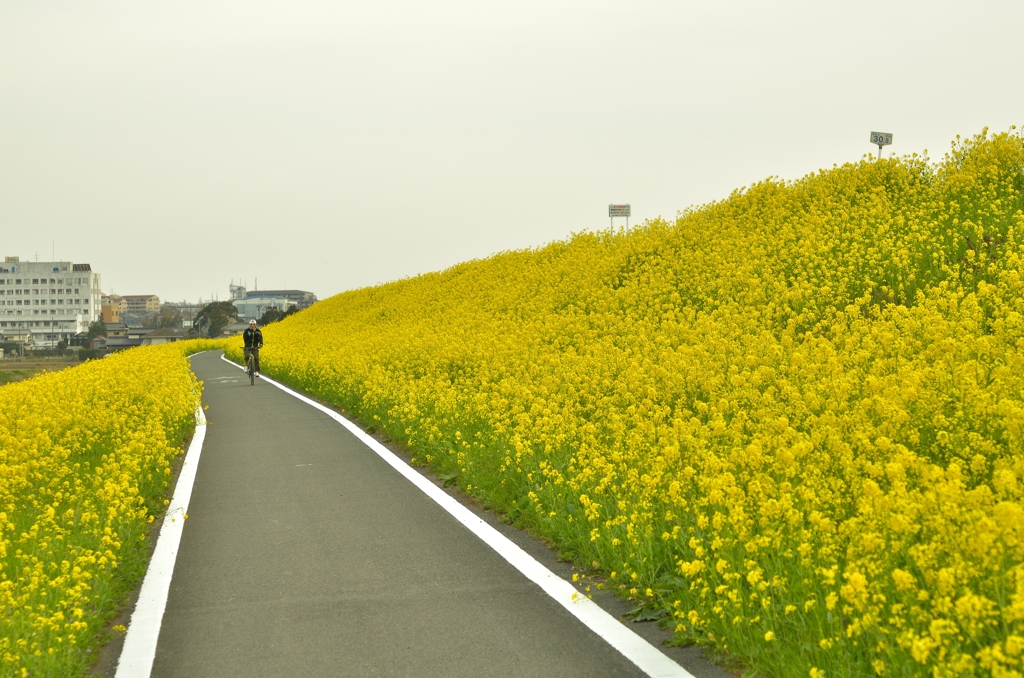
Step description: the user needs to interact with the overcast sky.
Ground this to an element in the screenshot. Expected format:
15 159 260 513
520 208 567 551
2 1 1021 303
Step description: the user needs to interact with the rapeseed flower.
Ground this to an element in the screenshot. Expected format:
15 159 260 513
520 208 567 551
227 128 1024 675
1 340 221 676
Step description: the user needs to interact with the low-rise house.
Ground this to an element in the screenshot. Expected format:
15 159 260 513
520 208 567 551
104 336 143 352
102 327 183 352
221 321 249 336
104 322 128 338
100 296 122 323
140 328 184 346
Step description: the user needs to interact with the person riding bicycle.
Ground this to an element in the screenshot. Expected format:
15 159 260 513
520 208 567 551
243 319 264 377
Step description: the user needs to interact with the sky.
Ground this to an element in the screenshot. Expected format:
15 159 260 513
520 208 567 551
1 0 1021 304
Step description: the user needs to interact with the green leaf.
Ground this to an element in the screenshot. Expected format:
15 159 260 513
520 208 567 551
624 603 668 623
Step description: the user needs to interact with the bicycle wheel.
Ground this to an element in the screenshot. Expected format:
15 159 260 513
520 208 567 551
248 356 255 385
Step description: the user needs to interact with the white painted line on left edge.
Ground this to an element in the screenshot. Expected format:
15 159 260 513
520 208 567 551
219 354 693 678
115 403 207 678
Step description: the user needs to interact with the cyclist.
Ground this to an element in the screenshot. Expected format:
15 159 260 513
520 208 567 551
243 319 264 377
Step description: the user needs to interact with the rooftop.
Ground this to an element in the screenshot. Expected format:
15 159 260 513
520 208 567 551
245 289 315 296
143 328 183 338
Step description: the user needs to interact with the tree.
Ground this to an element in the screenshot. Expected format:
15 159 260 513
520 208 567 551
258 305 301 326
87 320 107 340
193 301 239 338
258 308 286 325
157 307 182 329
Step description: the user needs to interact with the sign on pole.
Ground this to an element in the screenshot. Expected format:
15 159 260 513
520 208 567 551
870 132 893 159
609 204 631 229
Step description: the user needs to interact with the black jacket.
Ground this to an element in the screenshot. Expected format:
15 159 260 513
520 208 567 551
243 327 263 348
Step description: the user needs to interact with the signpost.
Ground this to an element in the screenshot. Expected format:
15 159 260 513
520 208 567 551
870 131 893 159
609 204 631 229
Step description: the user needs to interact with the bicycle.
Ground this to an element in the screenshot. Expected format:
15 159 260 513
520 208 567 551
245 347 260 385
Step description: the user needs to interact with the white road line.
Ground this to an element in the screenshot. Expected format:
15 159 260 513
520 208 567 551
220 354 694 678
115 404 207 678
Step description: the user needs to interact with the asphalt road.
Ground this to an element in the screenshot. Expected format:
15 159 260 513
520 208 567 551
150 351 723 677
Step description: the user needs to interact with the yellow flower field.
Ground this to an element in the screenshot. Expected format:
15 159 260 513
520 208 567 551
241 128 1024 677
0 341 219 677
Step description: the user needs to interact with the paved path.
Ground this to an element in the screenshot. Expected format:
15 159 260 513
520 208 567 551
150 352 707 677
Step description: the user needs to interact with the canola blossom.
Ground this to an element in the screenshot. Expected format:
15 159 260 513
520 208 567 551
235 129 1024 677
0 341 218 677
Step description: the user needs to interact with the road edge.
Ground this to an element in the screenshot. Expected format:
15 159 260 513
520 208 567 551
113 403 208 678
219 353 695 678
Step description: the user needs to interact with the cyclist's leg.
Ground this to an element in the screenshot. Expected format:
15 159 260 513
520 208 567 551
254 349 261 374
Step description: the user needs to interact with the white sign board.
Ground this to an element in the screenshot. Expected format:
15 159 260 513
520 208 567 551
609 204 631 218
870 132 893 146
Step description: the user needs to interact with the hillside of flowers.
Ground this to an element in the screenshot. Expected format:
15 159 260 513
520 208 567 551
0 341 218 676
237 128 1024 677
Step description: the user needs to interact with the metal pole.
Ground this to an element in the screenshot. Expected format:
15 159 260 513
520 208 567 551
877 145 882 159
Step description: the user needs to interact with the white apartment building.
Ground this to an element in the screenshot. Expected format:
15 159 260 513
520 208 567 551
233 294 296 321
0 256 102 347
